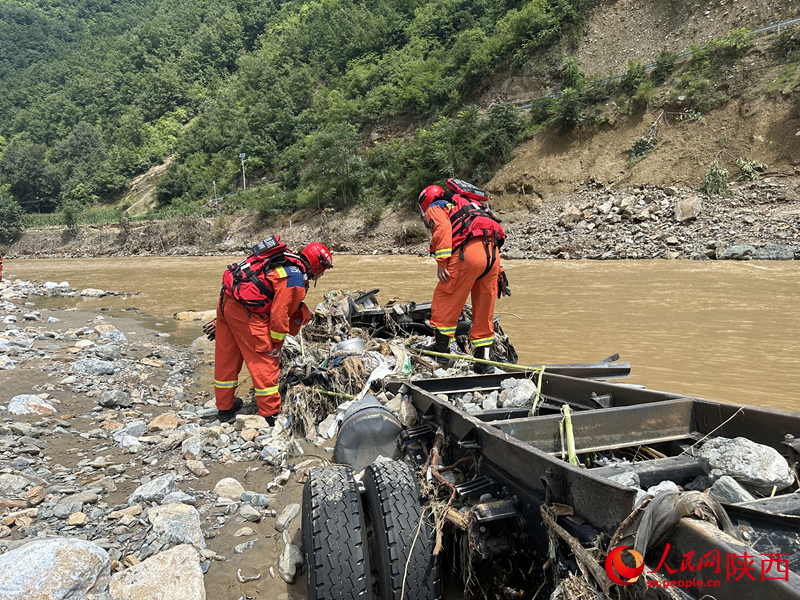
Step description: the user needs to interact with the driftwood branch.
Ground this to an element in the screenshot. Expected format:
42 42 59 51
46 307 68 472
540 505 613 596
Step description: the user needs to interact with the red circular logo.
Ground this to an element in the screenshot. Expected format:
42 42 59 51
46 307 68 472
605 546 645 585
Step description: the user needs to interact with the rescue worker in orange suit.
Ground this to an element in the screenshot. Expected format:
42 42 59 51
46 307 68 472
418 185 507 374
213 242 333 424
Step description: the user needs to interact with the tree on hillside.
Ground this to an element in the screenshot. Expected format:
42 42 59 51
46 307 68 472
0 143 62 212
0 187 24 243
304 123 363 208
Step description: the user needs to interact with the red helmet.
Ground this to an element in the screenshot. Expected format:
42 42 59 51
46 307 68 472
418 185 445 214
300 242 333 278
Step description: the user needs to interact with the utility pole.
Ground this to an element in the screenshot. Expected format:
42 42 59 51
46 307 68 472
239 153 247 191
213 180 217 199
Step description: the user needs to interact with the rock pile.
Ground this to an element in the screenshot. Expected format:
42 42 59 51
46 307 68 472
499 180 800 260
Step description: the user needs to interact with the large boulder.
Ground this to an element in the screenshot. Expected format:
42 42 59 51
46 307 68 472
8 394 57 416
717 244 755 260
0 538 110 599
674 196 702 222
752 243 795 261
109 545 205 600
128 474 178 505
147 504 205 548
697 436 794 492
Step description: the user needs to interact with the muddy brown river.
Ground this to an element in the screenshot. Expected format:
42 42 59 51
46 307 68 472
9 255 800 411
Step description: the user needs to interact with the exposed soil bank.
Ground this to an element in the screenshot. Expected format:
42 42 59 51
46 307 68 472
8 177 800 262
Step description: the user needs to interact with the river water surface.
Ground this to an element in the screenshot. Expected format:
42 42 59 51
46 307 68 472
10 255 800 412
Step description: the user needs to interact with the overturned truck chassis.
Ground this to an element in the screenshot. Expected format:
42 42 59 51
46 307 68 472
385 372 800 599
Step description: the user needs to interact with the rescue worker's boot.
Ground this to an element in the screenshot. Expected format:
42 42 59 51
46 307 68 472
472 346 494 375
432 330 453 366
217 397 243 424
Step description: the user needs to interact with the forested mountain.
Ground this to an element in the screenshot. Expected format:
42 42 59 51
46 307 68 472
0 0 590 217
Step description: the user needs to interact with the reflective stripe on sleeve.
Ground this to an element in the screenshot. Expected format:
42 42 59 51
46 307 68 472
270 330 287 340
435 248 452 259
472 337 494 348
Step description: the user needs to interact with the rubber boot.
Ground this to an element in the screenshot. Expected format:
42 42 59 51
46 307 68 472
432 330 453 366
217 397 243 424
472 346 494 375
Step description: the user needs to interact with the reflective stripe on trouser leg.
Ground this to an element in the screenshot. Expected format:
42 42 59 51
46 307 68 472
254 385 281 418
430 250 475 335
215 297 282 417
214 297 244 411
250 353 281 418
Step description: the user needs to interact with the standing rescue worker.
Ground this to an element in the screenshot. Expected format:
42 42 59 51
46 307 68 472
213 238 333 423
418 184 508 374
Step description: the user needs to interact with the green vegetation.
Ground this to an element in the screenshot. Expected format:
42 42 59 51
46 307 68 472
701 160 730 197
0 0 592 225
674 29 753 111
737 158 767 181
0 188 23 243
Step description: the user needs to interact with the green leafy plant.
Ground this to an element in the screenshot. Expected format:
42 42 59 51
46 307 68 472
651 49 678 83
737 158 767 181
562 57 585 88
701 160 730 196
0 190 23 243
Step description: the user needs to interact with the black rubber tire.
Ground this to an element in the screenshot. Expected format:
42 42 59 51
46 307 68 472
302 466 371 600
363 461 441 600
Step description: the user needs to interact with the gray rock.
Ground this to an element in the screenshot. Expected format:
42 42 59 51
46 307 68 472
0 473 30 495
708 475 756 504
234 539 257 554
54 502 83 519
0 538 111 600
278 542 304 584
500 378 518 390
60 491 99 505
111 420 147 444
675 196 702 222
752 243 795 261
108 544 204 600
717 244 755 260
239 504 261 522
72 358 116 375
500 379 538 408
161 491 196 506
98 390 132 408
129 474 178 505
275 503 300 532
147 504 205 548
95 344 121 361
8 394 57 415
100 330 127 342
241 491 271 507
698 436 794 492
260 446 284 466
606 471 641 489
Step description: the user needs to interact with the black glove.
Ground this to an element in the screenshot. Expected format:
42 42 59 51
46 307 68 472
497 271 511 298
203 319 216 341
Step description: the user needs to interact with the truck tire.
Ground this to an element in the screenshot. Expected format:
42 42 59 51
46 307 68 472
302 466 370 600
363 461 441 600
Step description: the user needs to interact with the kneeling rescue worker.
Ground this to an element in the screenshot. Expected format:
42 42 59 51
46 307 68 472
213 236 333 423
418 180 510 374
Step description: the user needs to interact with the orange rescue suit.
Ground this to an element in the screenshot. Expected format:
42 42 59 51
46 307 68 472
214 264 310 418
425 205 501 349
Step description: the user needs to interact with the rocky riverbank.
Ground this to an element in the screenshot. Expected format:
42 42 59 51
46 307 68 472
0 276 476 600
0 278 318 600
6 180 800 262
